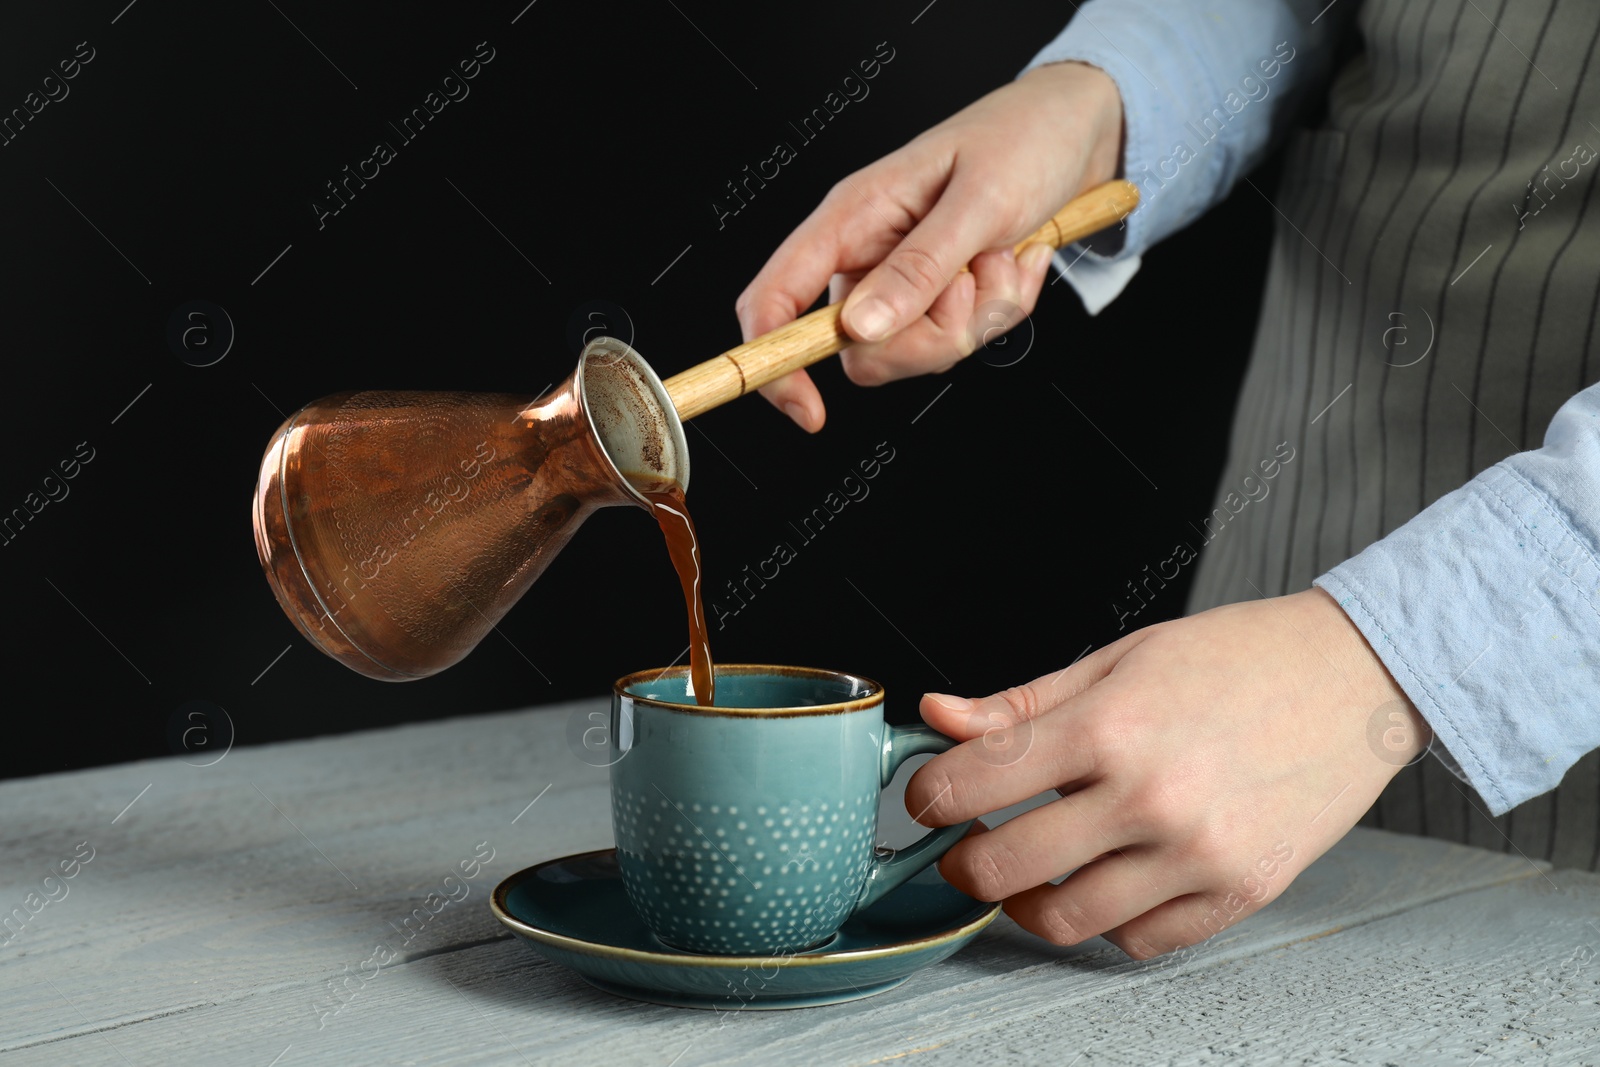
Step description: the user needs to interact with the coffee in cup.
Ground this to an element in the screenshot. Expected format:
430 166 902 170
608 664 972 955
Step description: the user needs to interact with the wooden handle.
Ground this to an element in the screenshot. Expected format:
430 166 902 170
663 178 1139 420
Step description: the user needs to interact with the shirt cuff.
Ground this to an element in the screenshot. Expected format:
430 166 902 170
1050 248 1142 315
1020 1 1325 315
1021 27 1172 268
1315 466 1600 816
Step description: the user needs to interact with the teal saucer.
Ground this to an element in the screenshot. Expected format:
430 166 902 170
491 848 1000 1010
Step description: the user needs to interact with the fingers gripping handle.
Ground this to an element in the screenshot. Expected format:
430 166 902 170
662 179 1140 420
852 724 974 913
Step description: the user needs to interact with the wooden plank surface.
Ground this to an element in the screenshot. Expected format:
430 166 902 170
0 698 1581 1066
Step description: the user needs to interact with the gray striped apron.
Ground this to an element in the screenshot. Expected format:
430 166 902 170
1185 0 1600 870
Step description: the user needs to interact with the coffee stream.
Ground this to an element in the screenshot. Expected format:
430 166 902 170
643 486 715 707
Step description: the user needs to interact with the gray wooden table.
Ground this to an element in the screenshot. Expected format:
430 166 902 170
3 700 1598 1066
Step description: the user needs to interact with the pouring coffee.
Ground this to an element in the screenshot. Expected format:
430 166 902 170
251 181 1139 694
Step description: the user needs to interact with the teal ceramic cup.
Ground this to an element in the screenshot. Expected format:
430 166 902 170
609 665 973 956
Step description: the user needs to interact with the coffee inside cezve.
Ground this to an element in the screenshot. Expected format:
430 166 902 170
642 485 715 707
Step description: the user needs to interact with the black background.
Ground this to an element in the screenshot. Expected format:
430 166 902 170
0 0 1274 779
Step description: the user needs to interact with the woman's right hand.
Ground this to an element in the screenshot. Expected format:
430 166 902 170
736 60 1125 432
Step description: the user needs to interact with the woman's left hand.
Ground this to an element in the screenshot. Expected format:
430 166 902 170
907 587 1430 958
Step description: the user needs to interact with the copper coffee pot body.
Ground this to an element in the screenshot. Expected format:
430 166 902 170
250 182 1141 681
252 338 690 681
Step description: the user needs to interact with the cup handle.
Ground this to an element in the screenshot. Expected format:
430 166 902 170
852 724 974 913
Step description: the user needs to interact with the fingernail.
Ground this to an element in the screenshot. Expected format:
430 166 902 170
1022 243 1054 272
782 402 809 429
846 296 894 342
926 693 973 712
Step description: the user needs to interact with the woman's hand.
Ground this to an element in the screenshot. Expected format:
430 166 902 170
737 61 1124 431
907 588 1431 958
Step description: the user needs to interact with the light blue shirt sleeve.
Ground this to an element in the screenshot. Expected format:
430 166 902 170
1316 383 1600 815
1019 0 1343 312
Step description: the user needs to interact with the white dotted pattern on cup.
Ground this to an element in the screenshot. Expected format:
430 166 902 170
613 791 880 953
